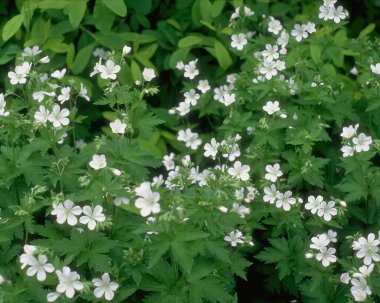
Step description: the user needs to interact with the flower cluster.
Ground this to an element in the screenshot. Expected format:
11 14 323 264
307 231 337 267
340 124 372 157
318 0 347 23
304 195 338 221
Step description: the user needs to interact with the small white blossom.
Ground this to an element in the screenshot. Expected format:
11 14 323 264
263 101 280 114
224 230 244 247
93 273 119 301
370 63 380 75
51 68 66 79
56 267 84 299
57 87 71 104
110 119 127 134
142 68 156 82
197 80 210 93
98 60 121 80
265 163 283 182
89 154 107 170
79 205 106 230
47 104 70 128
231 33 248 51
316 247 337 267
228 161 250 181
51 200 82 226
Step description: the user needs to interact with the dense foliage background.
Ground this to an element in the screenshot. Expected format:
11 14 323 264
1 0 380 302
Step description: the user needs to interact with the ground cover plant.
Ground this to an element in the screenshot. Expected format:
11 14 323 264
1 0 380 302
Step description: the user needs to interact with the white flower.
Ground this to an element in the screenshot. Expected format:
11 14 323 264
163 153 175 170
331 5 346 23
275 191 296 211
89 154 107 170
231 33 248 51
176 61 184 70
291 24 308 42
353 264 374 278
20 245 37 269
114 196 130 206
98 60 121 80
263 184 278 204
47 104 70 128
184 89 200 105
224 230 244 247
341 124 359 138
122 45 132 55
370 63 380 75
142 68 156 82
51 200 82 226
197 80 210 93
231 203 250 218
79 205 106 230
319 5 333 20
305 22 316 34
176 101 190 116
228 161 250 181
34 105 50 124
110 119 127 134
222 93 236 106
265 163 283 182
341 145 355 157
32 91 55 102
79 83 90 101
8 62 32 85
305 195 323 214
352 133 372 152
340 273 351 284
58 87 71 104
183 60 199 79
351 277 371 302
352 233 380 265
262 44 279 62
317 201 337 221
316 247 337 267
177 129 202 150
263 100 280 114
260 60 278 80
268 18 282 35
40 56 50 63
47 292 60 302
22 46 41 58
25 254 55 281
90 58 103 77
327 230 337 243
277 31 289 47
227 74 237 84
135 182 161 217
204 138 219 159
93 273 119 301
56 267 84 298
0 274 3 284
310 233 330 250
51 68 66 79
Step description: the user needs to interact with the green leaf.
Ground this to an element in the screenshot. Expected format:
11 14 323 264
72 43 95 74
178 35 204 48
214 40 233 70
130 59 142 81
2 14 25 41
171 241 193 273
148 240 170 268
65 0 87 27
359 23 376 39
102 0 127 17
310 44 321 64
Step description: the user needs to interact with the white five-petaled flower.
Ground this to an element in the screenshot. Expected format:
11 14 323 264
197 80 210 93
20 245 37 269
79 205 106 230
262 44 279 62
263 100 280 115
8 62 32 85
275 191 296 211
51 199 82 226
122 45 132 56
291 24 308 42
352 233 380 265
142 68 156 82
47 104 70 128
268 18 282 35
183 60 199 80
51 68 66 79
305 195 324 214
110 119 127 134
135 182 161 217
204 138 219 159
352 133 372 152
98 60 121 80
317 201 337 221
57 87 71 104
224 230 244 247
89 154 107 170
163 152 175 170
370 63 380 75
310 233 330 250
34 105 50 123
25 254 55 281
56 267 84 299
263 184 278 204
231 33 248 51
341 124 359 138
260 60 278 80
316 247 337 267
265 163 283 182
79 83 90 101
22 46 41 58
93 273 119 301
351 277 371 302
228 161 250 181
331 6 346 23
